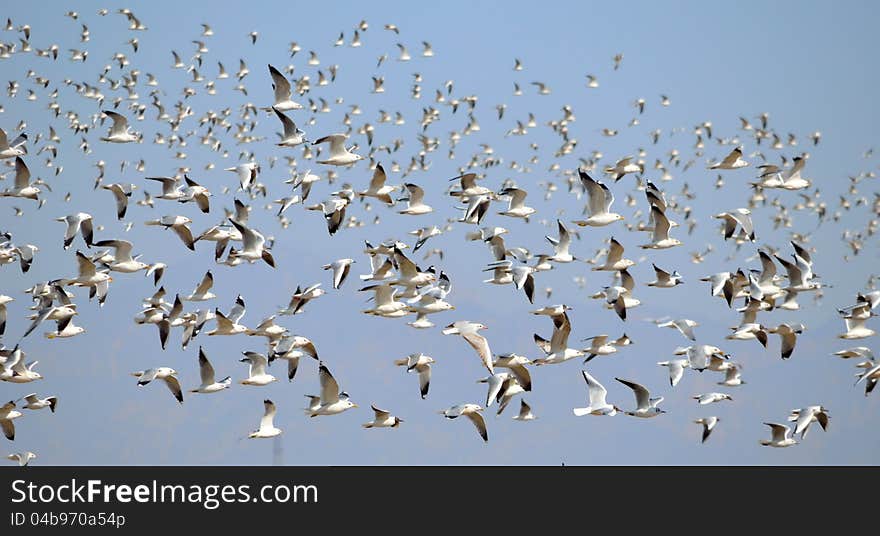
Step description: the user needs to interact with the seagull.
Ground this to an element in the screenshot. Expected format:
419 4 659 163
269 335 319 381
247 316 288 343
394 353 434 399
358 164 396 205
18 393 57 412
440 404 487 442
591 238 634 272
573 370 620 416
92 240 150 273
0 295 11 336
647 264 683 288
496 187 535 220
512 399 536 421
605 156 642 182
189 347 231 394
23 289 76 340
144 262 168 285
714 209 755 241
207 295 248 336
718 363 746 386
56 213 94 250
409 226 442 252
832 347 874 360
788 406 830 439
0 128 27 159
839 316 875 340
183 271 216 301
273 107 307 147
693 392 732 405
779 156 812 190
313 134 364 166
572 170 624 227
45 318 84 339
407 312 435 329
657 318 698 341
615 378 665 418
449 173 492 198
398 183 433 215
225 163 261 192
680 344 727 372
323 258 355 289
360 284 408 317
228 219 275 267
694 417 719 443
100 110 140 143
855 361 880 396
485 260 536 303
239 351 277 386
131 368 183 404
708 147 749 170
657 358 690 387
477 372 524 415
279 284 325 315
546 219 576 263
267 64 303 111
493 353 532 391
760 422 798 447
363 405 403 428
6 451 36 466
0 401 21 440
767 323 805 359
532 309 585 365
442 321 493 373
178 176 211 214
582 335 618 363
100 183 135 220
0 157 40 200
305 363 358 417
640 207 681 249
144 215 197 251
146 176 186 201
249 399 282 438
62 251 112 304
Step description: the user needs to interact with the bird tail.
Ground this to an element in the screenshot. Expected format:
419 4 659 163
573 408 592 417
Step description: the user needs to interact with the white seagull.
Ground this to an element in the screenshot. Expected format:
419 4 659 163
440 404 488 442
131 368 183 404
313 134 364 166
363 405 403 428
394 353 435 399
239 351 277 386
694 417 719 443
573 370 620 416
190 347 231 394
760 422 798 447
573 170 624 227
305 363 358 417
100 110 140 143
249 399 282 438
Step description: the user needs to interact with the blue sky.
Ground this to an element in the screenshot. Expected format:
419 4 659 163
0 1 878 464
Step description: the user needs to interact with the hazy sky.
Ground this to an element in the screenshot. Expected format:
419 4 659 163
1 1 878 465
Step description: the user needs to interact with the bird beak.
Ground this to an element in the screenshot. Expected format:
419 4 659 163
352 403 359 408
